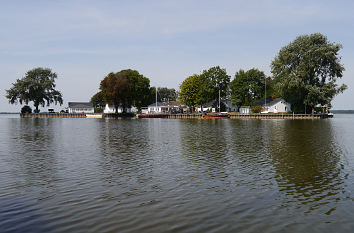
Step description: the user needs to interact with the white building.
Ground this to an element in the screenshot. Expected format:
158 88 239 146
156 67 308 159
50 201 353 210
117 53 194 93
103 104 137 113
254 98 291 113
239 106 251 114
148 101 187 113
68 102 94 114
266 98 291 113
196 100 238 113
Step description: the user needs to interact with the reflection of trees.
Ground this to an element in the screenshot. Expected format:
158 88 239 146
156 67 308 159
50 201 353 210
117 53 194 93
178 119 231 179
98 119 156 189
268 120 344 211
9 118 57 185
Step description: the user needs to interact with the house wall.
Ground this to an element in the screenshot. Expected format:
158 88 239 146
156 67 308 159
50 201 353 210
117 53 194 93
240 107 250 114
68 107 94 114
104 104 132 113
148 106 162 113
268 101 291 113
196 106 212 112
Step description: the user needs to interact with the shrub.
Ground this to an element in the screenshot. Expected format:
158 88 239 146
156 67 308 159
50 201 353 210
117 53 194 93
252 105 263 113
21 105 32 114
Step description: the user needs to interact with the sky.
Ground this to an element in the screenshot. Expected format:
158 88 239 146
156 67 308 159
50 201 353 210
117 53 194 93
1 0 353 112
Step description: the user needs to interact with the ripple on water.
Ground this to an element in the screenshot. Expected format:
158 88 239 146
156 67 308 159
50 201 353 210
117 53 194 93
1 117 354 232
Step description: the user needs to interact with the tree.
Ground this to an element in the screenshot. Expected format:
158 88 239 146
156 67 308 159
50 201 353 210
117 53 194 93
99 69 152 113
156 87 177 102
6 67 63 113
122 69 152 111
230 68 272 106
90 91 105 113
200 66 230 101
100 72 131 113
179 74 208 111
271 33 347 113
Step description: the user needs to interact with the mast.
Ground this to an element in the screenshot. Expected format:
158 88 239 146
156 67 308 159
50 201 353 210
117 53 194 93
155 86 157 113
264 76 266 111
219 89 221 113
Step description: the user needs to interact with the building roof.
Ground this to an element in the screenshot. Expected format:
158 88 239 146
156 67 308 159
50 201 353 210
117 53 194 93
202 99 237 108
148 101 185 108
253 98 287 107
68 102 93 108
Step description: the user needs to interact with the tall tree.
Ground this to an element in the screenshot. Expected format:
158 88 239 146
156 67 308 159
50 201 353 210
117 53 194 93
271 33 347 112
121 69 152 110
179 74 209 111
200 66 230 100
230 68 271 106
99 69 152 113
90 91 105 112
156 87 177 102
6 67 63 113
100 72 131 113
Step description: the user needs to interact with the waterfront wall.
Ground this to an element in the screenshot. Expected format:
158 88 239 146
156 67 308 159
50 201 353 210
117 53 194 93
21 113 331 119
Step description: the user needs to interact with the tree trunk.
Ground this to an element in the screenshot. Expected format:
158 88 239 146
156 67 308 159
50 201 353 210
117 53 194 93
34 103 39 113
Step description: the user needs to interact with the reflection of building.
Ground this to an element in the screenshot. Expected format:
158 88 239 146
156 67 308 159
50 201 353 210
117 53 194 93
103 104 136 113
68 102 94 113
148 101 187 113
254 98 291 113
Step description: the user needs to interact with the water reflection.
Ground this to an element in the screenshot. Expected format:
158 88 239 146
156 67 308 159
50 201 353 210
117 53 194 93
8 118 59 195
268 120 345 213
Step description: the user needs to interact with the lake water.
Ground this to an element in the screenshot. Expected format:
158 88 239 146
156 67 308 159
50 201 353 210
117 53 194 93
1 114 354 233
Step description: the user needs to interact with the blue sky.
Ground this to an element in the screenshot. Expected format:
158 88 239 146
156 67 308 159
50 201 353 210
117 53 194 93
1 0 353 111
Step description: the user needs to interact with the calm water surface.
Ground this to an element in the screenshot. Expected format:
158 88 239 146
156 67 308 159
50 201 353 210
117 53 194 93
1 114 354 233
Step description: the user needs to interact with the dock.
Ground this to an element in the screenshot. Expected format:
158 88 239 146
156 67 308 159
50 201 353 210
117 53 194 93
138 113 333 119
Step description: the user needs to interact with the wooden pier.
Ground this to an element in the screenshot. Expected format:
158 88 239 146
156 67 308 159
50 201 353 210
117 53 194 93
21 113 86 118
139 113 332 119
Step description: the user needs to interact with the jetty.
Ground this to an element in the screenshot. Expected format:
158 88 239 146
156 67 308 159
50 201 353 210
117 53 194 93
138 113 333 119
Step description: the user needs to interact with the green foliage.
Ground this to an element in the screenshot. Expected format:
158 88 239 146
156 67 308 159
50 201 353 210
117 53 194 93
6 67 63 112
200 66 230 100
179 66 230 111
156 87 177 102
21 105 32 114
230 68 271 106
179 74 207 109
94 108 103 113
251 105 263 113
271 33 347 113
99 69 152 113
90 91 105 109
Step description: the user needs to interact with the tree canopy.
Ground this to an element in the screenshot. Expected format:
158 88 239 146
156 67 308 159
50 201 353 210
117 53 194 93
6 67 63 112
230 68 272 106
156 87 177 102
271 33 347 112
200 66 230 100
179 74 208 110
90 91 105 112
99 69 152 113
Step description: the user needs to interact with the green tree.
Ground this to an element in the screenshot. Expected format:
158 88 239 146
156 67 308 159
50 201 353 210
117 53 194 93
122 69 152 111
6 67 63 113
99 69 152 113
230 68 271 106
90 91 105 113
271 33 347 113
156 87 177 102
200 66 230 101
100 72 131 113
179 74 209 111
